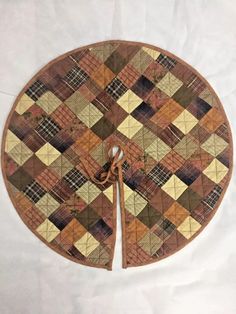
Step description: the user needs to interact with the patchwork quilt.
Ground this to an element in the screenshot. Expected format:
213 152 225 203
1 41 232 270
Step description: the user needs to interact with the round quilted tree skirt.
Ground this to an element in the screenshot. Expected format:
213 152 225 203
1 41 233 270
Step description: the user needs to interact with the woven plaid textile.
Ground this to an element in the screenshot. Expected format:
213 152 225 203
1 41 233 270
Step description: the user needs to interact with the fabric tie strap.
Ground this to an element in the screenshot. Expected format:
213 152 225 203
80 144 125 186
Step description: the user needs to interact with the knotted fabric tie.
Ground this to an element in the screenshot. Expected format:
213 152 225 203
80 144 126 186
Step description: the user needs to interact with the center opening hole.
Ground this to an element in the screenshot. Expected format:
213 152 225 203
109 146 124 161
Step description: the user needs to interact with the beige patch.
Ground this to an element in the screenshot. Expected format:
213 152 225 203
74 232 100 257
15 94 34 115
76 182 101 204
35 143 61 166
36 91 62 114
177 216 201 239
156 72 183 97
117 90 143 113
203 158 228 184
161 174 188 200
117 115 143 139
36 219 60 242
172 109 198 135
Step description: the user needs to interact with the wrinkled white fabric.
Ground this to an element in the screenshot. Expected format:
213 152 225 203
0 1 236 313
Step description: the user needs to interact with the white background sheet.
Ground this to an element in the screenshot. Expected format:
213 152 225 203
0 1 236 313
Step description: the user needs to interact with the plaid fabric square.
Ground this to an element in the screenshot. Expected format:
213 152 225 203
64 66 89 90
202 185 223 210
215 123 230 143
23 131 46 152
185 73 206 94
63 168 87 191
148 164 172 187
79 52 102 76
23 206 46 229
89 218 113 242
131 75 155 99
49 131 74 153
105 78 128 100
50 180 74 203
25 80 48 101
51 104 75 128
35 117 61 141
156 54 177 70
23 181 46 203
175 163 201 186
187 97 211 119
49 207 73 230
117 64 140 88
35 168 59 190
155 219 176 239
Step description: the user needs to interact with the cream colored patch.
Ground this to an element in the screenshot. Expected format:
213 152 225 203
36 91 62 114
145 137 171 161
35 193 60 217
142 47 160 60
76 182 101 204
35 143 61 166
177 216 201 239
117 90 143 113
172 109 198 135
36 219 60 242
8 142 33 166
161 174 188 200
77 103 103 127
156 72 183 97
5 130 21 153
203 158 228 184
125 192 147 216
201 134 228 157
117 115 143 139
74 232 100 257
15 94 34 115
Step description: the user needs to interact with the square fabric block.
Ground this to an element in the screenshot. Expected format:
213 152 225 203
161 175 188 200
35 143 61 166
76 182 101 204
64 66 89 89
172 109 198 134
2 41 232 270
117 115 143 139
74 232 100 257
8 142 33 166
201 133 228 157
145 138 171 161
156 72 183 97
203 159 228 184
15 93 34 115
90 64 115 88
117 89 143 113
36 219 60 242
177 216 201 239
36 91 62 114
35 193 60 217
138 231 163 256
25 80 48 101
77 103 103 127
